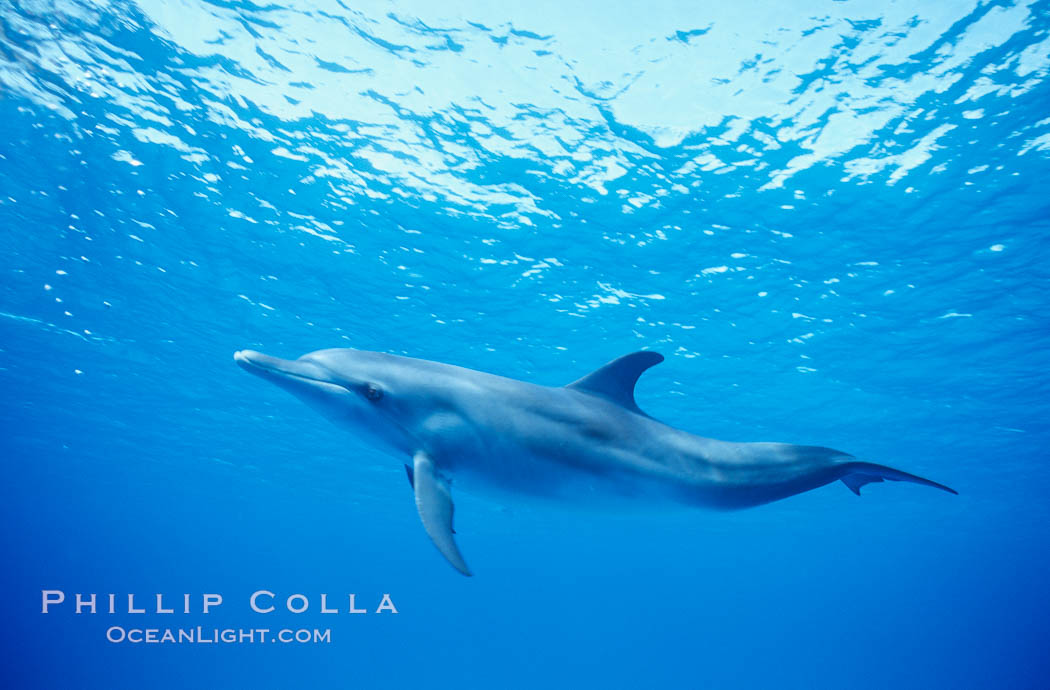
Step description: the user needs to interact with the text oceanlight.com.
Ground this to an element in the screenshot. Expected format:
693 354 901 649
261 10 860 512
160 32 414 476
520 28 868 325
105 626 331 644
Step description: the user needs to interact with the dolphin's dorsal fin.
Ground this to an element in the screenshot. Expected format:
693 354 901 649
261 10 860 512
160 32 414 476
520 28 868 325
566 351 664 413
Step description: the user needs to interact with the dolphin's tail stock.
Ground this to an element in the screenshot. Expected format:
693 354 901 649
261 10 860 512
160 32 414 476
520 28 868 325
837 461 958 497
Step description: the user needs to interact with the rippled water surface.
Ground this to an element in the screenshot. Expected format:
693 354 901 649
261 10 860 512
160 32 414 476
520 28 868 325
3 1 1049 688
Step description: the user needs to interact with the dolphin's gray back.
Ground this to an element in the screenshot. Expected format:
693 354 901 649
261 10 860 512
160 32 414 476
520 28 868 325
415 365 846 509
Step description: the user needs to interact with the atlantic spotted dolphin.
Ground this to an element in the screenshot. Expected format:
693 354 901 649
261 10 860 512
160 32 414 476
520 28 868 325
234 348 955 575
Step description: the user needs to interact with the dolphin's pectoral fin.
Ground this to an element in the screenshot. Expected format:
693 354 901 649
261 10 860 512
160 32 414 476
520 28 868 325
566 351 664 414
406 462 455 533
411 451 471 576
406 462 457 532
841 473 883 496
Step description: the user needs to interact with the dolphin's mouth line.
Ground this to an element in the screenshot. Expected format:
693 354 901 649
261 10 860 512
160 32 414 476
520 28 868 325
235 350 348 392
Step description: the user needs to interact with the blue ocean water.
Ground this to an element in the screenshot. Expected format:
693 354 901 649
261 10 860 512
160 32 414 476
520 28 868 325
2 0 1050 687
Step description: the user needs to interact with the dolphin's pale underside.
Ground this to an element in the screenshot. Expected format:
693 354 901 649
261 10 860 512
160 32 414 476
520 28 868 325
235 348 956 575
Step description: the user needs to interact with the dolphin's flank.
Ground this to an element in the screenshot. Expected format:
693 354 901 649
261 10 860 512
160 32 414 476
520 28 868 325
235 348 956 575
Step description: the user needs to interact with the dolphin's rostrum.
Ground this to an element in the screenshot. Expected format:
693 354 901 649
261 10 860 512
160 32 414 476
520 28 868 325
235 348 956 576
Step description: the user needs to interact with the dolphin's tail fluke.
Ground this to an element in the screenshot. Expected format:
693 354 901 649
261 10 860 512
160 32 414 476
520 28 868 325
838 461 957 496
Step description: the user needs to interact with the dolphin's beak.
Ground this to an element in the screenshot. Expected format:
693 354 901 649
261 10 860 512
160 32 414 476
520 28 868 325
235 349 297 375
234 349 343 394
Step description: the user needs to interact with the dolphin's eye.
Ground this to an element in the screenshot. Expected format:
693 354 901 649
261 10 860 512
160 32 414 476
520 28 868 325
364 384 383 401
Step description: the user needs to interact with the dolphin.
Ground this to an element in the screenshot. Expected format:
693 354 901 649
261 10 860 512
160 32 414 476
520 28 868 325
234 348 956 575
